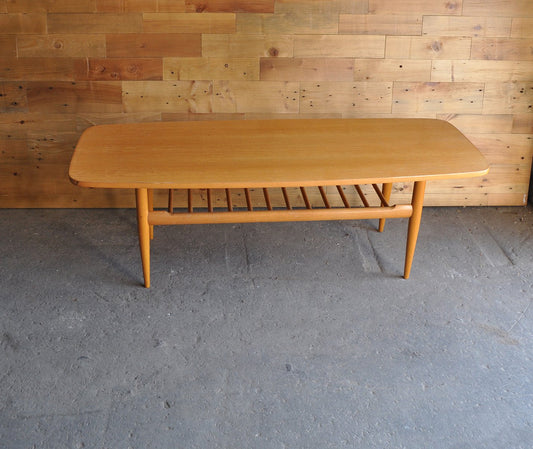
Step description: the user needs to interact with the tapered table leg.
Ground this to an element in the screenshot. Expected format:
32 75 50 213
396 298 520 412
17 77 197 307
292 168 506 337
378 182 393 232
404 180 426 279
147 189 154 240
136 188 151 288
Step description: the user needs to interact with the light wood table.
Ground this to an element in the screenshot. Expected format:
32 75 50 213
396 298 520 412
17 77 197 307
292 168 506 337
69 118 489 287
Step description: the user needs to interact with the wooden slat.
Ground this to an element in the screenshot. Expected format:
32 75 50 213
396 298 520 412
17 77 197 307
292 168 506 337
512 115 533 134
282 187 291 209
393 82 484 114
74 58 163 81
96 0 159 13
17 34 106 58
294 35 385 58
318 186 330 208
422 16 511 37
122 80 213 113
244 188 253 210
354 59 431 82
354 185 370 207
260 58 354 82
236 10 338 35
300 187 312 209
225 188 233 211
437 113 513 134
165 57 259 81
202 34 294 58
300 82 393 114
0 57 76 81
462 0 533 18
0 35 16 57
431 60 533 83
340 14 422 35
369 0 463 15
7 0 97 12
48 13 143 33
386 36 471 59
149 205 414 225
26 81 123 113
471 38 533 61
213 80 299 113
372 183 390 207
185 0 275 13
142 12 236 33
106 33 201 57
511 18 533 38
168 188 173 212
0 82 28 113
467 133 533 165
263 188 272 210
0 13 47 33
336 185 350 208
207 188 213 212
483 82 533 114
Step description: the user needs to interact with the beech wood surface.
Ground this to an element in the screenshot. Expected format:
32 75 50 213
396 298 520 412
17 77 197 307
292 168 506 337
69 118 489 189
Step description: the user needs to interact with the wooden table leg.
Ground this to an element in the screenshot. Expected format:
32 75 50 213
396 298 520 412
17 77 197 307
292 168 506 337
147 188 154 240
378 182 393 232
136 188 151 288
404 180 426 279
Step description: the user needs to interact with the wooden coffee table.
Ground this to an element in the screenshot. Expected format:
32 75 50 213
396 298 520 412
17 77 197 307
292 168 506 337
69 118 489 287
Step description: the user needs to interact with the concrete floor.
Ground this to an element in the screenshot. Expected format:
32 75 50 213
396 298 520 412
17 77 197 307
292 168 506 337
0 206 532 449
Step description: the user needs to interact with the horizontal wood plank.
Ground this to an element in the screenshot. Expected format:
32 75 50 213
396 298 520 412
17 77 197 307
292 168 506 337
106 33 201 57
340 14 422 35
393 82 484 114
236 11 338 34
17 34 106 58
471 38 533 61
74 58 163 81
142 12 235 33
185 0 274 13
202 34 294 57
438 113 513 134
122 80 213 113
48 13 143 33
354 59 431 82
0 13 47 34
483 82 533 114
462 0 533 18
431 60 533 82
511 18 533 38
0 35 17 57
386 36 472 59
0 82 28 113
300 82 393 114
260 58 354 81
6 0 97 12
212 80 299 113
0 57 76 81
165 57 259 81
369 0 463 15
467 133 533 165
294 35 385 58
95 0 160 12
422 16 512 37
26 81 123 113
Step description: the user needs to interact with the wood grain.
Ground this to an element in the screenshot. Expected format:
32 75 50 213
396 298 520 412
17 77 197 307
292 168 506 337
106 33 201 57
0 0 531 207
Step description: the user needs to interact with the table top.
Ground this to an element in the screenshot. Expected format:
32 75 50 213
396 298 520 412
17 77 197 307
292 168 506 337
69 118 489 189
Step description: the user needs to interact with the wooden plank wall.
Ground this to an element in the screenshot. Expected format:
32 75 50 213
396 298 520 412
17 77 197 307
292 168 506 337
1 0 532 208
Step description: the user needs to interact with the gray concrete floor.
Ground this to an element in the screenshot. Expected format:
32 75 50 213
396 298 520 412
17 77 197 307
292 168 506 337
0 206 532 449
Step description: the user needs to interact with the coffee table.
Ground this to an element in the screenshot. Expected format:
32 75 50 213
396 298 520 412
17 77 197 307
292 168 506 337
69 118 489 287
